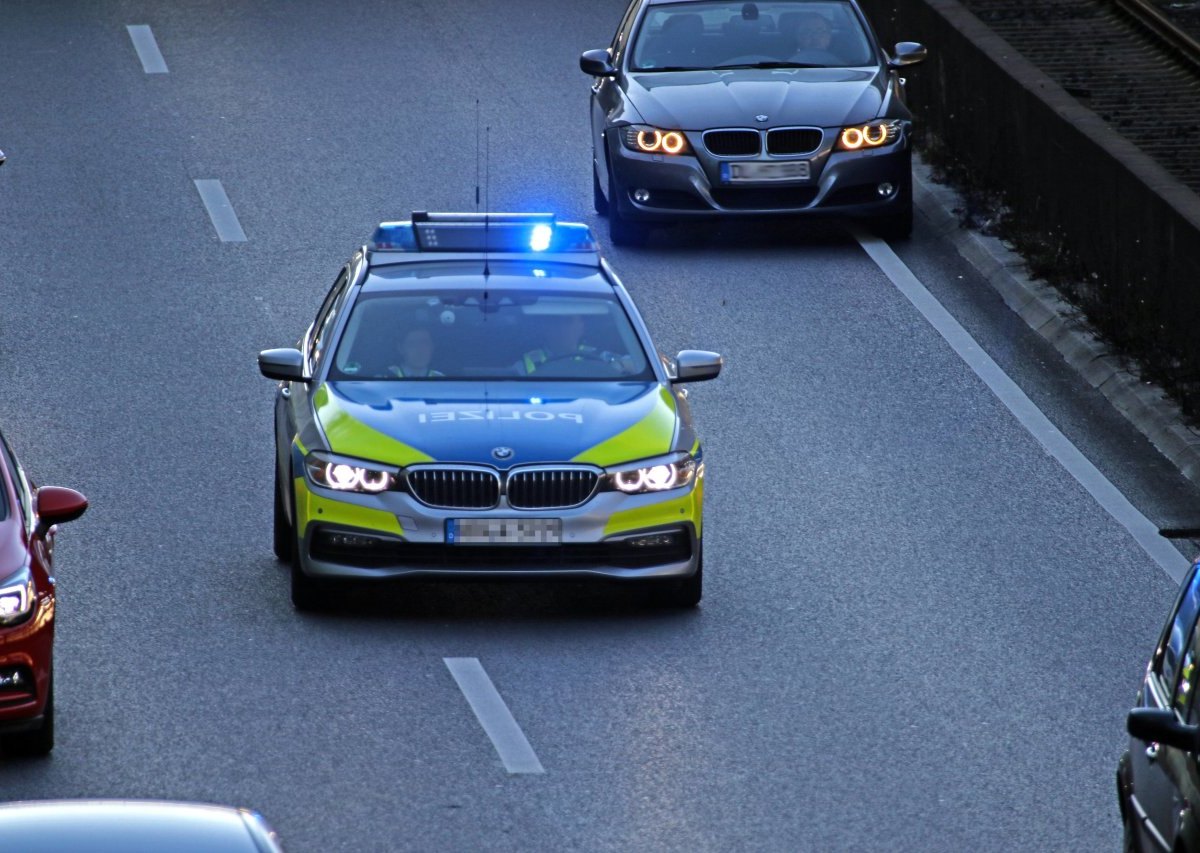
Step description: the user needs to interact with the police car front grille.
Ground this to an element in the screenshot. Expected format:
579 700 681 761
506 469 599 509
407 468 499 509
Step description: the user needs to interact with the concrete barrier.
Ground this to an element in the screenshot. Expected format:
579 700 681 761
859 0 1200 412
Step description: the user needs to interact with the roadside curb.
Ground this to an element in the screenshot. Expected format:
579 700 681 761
912 161 1200 488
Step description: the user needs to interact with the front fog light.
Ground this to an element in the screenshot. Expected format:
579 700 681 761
633 188 651 203
626 533 676 548
877 182 895 197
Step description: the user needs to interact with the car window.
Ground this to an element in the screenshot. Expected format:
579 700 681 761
612 0 643 60
330 288 654 381
1161 566 1200 699
309 269 350 370
1176 620 1200 718
630 0 874 70
0 434 32 532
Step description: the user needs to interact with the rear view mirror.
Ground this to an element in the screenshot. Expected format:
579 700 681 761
889 42 927 68
259 348 307 382
673 350 723 383
1128 707 1200 752
36 486 88 533
580 49 617 77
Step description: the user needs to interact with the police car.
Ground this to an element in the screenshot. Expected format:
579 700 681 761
258 213 721 610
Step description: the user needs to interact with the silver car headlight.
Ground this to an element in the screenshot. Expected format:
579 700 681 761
0 566 35 626
305 452 397 494
608 453 696 494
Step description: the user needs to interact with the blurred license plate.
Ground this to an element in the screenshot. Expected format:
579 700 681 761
723 161 810 182
447 518 561 545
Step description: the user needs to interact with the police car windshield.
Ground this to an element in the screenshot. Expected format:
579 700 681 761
329 290 655 381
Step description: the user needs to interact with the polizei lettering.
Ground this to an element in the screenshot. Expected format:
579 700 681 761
418 410 583 424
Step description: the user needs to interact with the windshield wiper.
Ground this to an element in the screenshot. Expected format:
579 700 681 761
711 61 826 70
636 65 706 72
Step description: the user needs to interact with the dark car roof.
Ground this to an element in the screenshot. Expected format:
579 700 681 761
0 801 278 853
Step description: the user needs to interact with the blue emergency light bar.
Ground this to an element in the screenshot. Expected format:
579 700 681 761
369 212 598 255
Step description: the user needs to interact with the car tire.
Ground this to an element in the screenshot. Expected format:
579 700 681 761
290 559 335 612
651 546 703 608
3 681 53 757
593 166 609 217
273 459 293 563
873 183 913 241
608 172 648 248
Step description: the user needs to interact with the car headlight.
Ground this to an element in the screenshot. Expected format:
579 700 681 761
608 454 696 494
0 567 35 627
305 453 397 494
621 125 690 155
837 120 901 150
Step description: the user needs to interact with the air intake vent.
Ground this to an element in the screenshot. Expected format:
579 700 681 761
407 468 499 509
507 468 599 509
766 127 823 155
703 129 760 156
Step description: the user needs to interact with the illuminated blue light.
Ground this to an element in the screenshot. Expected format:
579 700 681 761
529 397 543 404
532 268 547 278
529 224 553 252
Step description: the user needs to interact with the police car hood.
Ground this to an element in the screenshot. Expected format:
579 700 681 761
626 67 884 129
315 381 678 468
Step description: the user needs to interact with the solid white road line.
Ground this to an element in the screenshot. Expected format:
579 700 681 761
126 25 168 74
855 229 1191 584
193 180 247 242
444 657 544 774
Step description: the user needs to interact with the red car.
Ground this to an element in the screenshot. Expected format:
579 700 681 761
0 432 86 757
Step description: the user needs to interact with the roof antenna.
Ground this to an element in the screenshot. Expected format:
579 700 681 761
483 124 491 281
474 99 481 213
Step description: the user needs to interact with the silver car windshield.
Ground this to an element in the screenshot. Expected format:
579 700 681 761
631 0 874 70
330 289 655 381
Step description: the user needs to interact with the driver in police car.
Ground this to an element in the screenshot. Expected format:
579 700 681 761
389 326 445 378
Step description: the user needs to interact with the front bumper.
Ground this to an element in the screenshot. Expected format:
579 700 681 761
292 474 703 582
0 597 53 729
606 125 910 221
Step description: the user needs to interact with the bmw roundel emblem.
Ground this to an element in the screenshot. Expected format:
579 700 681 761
492 446 514 460
755 114 769 122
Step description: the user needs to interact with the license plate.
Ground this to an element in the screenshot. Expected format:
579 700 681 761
722 160 810 183
446 518 561 545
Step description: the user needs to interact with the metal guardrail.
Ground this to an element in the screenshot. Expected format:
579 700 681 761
1111 0 1200 74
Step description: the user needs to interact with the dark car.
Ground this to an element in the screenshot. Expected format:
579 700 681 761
581 0 926 245
1119 557 1200 851
0 430 87 757
0 800 284 852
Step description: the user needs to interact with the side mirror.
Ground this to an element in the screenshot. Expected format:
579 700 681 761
580 49 617 77
1128 707 1200 752
889 42 927 68
0 149 6 167
673 350 723 383
259 348 307 382
36 486 88 533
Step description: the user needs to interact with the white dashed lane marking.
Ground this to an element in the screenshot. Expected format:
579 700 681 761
193 180 248 242
856 229 1190 583
444 657 544 774
126 25 168 74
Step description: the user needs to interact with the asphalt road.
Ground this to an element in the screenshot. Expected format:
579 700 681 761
1 1 1197 850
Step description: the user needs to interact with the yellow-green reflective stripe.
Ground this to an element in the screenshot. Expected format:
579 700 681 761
294 437 308 455
571 386 677 467
314 384 433 466
602 483 703 538
293 477 404 537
